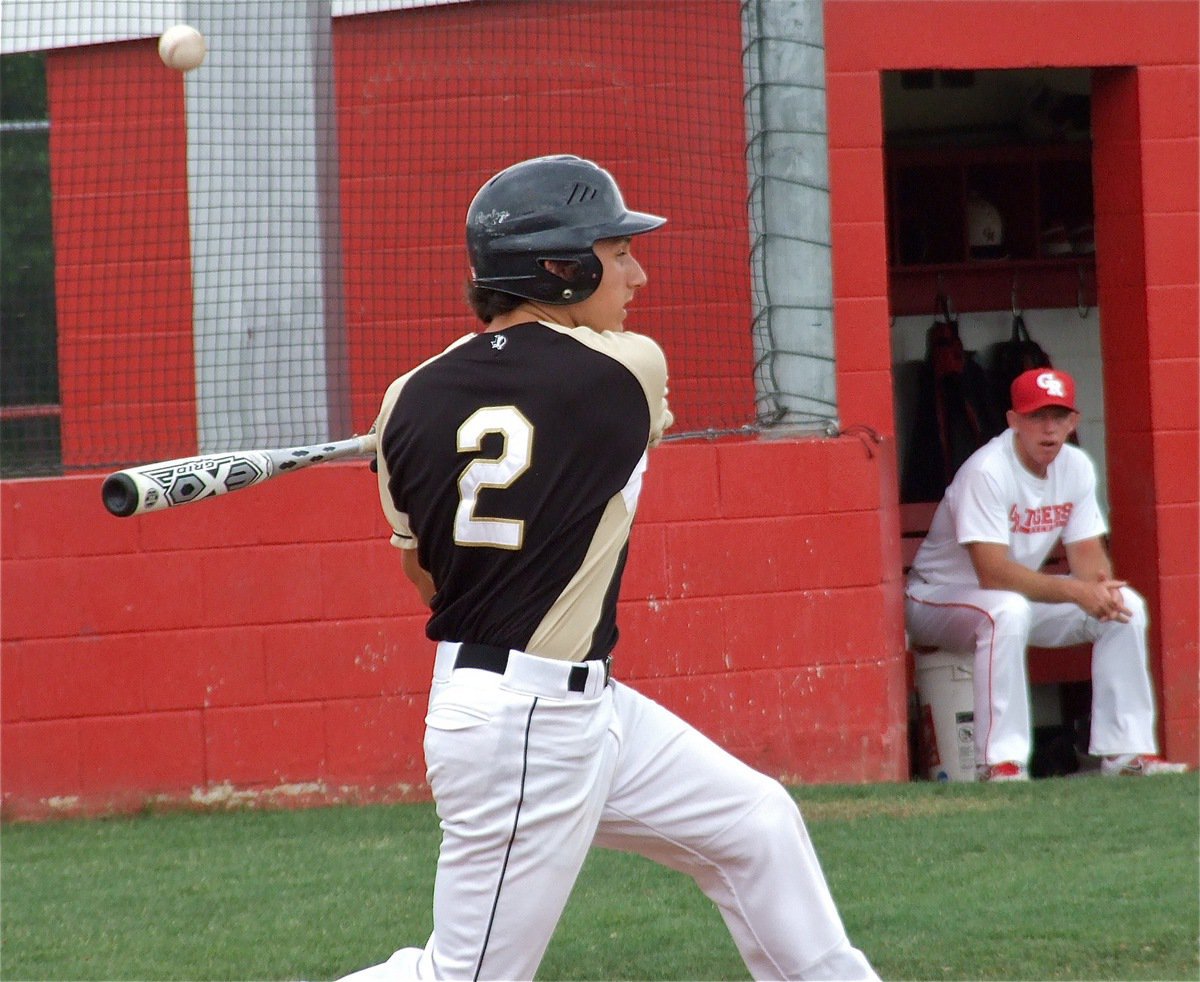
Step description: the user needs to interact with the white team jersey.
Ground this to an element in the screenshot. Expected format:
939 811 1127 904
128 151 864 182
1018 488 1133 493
911 429 1108 586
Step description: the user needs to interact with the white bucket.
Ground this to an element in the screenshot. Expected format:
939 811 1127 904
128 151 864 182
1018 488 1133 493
915 650 976 781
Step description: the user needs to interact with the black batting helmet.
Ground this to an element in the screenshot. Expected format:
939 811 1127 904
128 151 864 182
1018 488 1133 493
466 155 667 304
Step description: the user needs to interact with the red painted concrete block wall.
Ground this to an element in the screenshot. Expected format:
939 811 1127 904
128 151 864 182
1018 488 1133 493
10 0 1195 819
1 435 909 819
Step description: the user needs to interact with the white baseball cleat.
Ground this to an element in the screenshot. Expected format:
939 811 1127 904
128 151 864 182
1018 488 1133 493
1100 754 1189 777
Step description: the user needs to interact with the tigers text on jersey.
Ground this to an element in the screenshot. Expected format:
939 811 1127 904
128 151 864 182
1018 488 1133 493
374 320 673 663
911 429 1107 586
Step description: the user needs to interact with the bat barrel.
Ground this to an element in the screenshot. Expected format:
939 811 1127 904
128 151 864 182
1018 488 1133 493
101 472 141 517
99 433 377 518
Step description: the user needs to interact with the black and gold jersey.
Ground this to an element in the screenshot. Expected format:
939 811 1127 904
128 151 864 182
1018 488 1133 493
375 320 673 663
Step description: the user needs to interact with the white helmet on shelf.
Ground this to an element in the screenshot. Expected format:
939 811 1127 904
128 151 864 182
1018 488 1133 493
967 191 1005 259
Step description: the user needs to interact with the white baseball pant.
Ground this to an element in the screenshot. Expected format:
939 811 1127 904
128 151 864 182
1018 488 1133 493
341 641 877 982
905 582 1159 766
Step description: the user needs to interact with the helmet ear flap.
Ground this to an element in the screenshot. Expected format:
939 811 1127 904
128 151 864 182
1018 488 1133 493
539 252 603 302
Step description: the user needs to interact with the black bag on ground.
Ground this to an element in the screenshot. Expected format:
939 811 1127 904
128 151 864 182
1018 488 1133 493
901 311 1005 503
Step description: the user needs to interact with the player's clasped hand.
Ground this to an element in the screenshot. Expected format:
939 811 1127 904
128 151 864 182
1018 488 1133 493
1097 577 1132 622
1072 577 1130 622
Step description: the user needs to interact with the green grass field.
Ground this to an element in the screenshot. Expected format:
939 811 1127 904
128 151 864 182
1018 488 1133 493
2 775 1196 981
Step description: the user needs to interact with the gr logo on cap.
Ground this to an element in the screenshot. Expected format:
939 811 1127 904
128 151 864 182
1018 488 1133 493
1010 368 1078 414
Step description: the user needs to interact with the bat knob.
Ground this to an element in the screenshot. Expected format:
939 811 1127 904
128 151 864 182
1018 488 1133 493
101 473 140 517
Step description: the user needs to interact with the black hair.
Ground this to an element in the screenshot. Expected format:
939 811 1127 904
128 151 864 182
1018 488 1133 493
465 281 526 324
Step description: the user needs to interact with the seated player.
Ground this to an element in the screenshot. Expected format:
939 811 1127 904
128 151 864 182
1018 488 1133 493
905 367 1187 781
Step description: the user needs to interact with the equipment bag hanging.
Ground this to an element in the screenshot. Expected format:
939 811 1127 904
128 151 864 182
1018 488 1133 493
988 313 1053 413
901 300 1004 502
986 312 1080 445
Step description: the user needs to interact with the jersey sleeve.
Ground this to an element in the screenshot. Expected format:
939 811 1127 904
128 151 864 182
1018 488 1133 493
620 331 673 443
1062 450 1108 544
643 344 674 446
951 464 1012 547
373 332 477 551
374 374 419 550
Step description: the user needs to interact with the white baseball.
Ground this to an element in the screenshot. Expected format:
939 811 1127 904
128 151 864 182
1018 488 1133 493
158 25 207 72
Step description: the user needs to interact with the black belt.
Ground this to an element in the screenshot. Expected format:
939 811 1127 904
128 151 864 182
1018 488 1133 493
455 642 611 692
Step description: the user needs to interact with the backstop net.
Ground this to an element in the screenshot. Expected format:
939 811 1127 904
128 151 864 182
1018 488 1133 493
2 0 826 477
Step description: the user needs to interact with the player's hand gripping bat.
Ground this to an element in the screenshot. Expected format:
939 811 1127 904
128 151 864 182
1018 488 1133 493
101 432 378 517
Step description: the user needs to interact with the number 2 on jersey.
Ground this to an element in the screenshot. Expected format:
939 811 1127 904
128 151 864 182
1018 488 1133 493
454 406 533 549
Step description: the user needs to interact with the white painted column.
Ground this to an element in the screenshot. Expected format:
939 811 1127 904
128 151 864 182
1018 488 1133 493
184 0 348 449
743 0 838 430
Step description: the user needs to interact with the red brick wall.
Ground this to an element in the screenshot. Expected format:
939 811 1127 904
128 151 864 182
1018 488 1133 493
1 436 909 819
4 0 1195 819
825 0 1199 762
13 0 879 820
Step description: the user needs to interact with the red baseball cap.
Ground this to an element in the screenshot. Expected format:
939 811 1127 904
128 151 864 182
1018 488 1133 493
1011 368 1077 414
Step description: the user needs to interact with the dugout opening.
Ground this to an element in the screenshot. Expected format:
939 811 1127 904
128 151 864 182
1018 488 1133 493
883 67 1102 777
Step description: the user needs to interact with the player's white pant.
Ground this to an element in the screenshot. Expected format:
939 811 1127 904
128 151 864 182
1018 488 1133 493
905 581 1159 766
340 641 877 982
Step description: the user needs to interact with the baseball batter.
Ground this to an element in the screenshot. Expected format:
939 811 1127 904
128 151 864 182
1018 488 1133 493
906 367 1187 781
340 156 878 981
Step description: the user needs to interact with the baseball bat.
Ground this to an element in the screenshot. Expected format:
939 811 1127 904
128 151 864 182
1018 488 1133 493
101 432 378 517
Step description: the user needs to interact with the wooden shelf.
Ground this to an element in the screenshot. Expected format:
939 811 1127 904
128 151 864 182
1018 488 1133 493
887 140 1091 166
890 257 1096 318
886 141 1095 316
